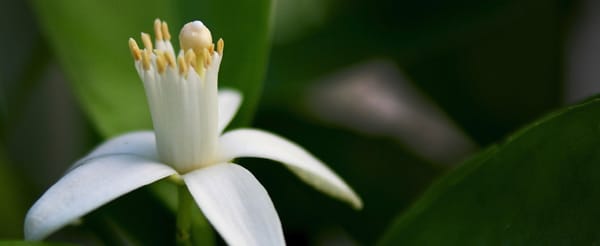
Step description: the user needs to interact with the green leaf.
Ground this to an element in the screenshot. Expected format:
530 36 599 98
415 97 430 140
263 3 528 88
0 242 73 246
379 97 600 245
0 0 49 138
84 186 176 245
30 0 273 137
0 148 29 238
30 0 179 137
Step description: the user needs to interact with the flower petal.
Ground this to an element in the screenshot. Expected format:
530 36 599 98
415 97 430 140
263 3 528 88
71 131 158 170
25 155 176 240
183 163 284 246
218 89 242 133
217 129 362 209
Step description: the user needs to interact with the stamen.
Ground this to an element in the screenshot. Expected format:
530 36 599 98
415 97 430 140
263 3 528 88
165 51 176 68
141 49 151 70
156 53 167 74
132 19 225 171
177 55 187 75
141 32 153 50
185 49 197 71
203 48 211 67
217 38 224 55
162 22 171 41
128 38 141 60
130 20 223 77
154 19 163 41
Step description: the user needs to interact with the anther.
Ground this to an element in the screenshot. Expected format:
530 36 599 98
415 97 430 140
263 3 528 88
217 38 224 55
165 52 176 68
156 54 167 74
203 48 211 67
162 22 171 41
141 32 153 50
128 38 141 60
209 43 215 55
177 55 187 75
154 19 163 41
185 49 197 70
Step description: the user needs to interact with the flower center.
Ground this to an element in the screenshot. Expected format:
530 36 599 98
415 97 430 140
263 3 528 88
129 19 225 173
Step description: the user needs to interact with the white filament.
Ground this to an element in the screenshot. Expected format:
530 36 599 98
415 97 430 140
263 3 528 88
134 38 222 173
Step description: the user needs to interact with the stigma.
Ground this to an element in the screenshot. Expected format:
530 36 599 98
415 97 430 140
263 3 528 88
127 19 224 172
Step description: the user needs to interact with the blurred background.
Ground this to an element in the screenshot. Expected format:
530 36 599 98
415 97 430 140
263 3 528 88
0 0 595 244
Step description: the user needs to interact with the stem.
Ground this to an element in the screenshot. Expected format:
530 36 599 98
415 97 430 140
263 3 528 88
176 184 193 246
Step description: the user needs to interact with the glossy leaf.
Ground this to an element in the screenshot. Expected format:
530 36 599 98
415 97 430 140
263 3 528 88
30 0 178 137
31 0 272 137
0 241 73 246
379 97 600 245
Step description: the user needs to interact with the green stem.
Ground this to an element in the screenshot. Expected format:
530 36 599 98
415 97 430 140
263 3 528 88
176 184 193 246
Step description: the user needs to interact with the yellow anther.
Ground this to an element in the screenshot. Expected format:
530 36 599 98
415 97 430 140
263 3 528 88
179 21 213 57
161 22 171 41
177 55 187 75
141 49 151 71
185 49 197 70
141 32 153 50
209 43 215 55
154 19 163 41
130 20 223 76
165 51 176 68
154 50 167 70
203 48 211 67
128 38 141 60
156 53 167 74
217 38 224 55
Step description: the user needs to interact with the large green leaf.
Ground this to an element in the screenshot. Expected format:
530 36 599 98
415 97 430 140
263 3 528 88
31 0 272 137
0 147 30 238
379 97 600 245
0 242 73 246
30 0 177 137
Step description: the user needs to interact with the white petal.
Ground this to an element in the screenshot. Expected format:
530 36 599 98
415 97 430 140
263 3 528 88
25 155 176 240
217 129 362 209
71 131 158 170
183 163 284 246
218 90 242 133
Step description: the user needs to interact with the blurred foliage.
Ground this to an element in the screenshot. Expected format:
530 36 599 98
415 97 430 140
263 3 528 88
258 0 577 244
82 186 176 245
30 0 176 137
0 242 73 246
379 96 600 245
0 0 593 244
266 0 573 144
249 109 443 244
0 0 48 139
0 148 30 238
30 0 272 137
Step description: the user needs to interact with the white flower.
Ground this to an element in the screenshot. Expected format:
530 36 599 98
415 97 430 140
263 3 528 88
24 19 362 245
